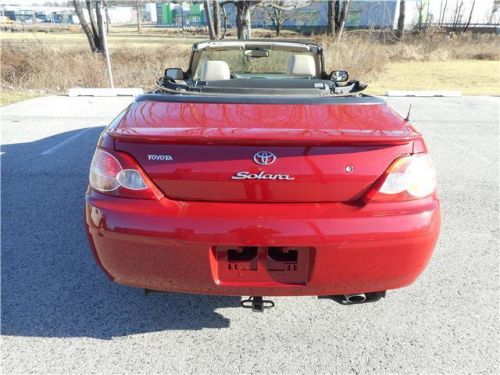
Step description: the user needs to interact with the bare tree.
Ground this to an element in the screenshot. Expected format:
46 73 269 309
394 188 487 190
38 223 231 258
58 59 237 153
73 0 107 56
416 0 425 27
204 0 216 39
86 0 100 45
264 0 311 37
426 0 431 24
213 0 221 39
336 0 351 42
326 0 350 39
463 0 475 31
439 0 448 26
73 0 97 52
451 0 464 31
233 0 263 39
396 0 405 41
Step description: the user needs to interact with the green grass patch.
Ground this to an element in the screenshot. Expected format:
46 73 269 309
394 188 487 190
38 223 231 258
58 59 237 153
0 90 39 106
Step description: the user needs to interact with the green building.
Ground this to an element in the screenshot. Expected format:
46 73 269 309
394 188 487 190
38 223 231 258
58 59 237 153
156 2 205 26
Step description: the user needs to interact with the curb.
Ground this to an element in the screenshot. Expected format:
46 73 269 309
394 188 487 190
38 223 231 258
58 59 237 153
385 90 462 97
68 88 144 97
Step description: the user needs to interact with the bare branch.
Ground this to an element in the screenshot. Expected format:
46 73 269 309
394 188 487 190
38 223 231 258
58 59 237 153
263 0 311 11
262 0 311 36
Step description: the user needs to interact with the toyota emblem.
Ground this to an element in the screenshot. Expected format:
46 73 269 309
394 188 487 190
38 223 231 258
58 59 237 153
253 151 277 166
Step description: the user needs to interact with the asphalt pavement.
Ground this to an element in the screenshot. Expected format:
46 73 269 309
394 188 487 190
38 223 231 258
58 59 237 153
1 95 499 374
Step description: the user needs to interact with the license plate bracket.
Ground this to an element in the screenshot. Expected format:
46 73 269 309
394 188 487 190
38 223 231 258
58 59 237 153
211 246 315 285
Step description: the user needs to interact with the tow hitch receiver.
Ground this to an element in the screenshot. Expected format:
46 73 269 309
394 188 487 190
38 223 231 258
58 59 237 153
241 296 275 312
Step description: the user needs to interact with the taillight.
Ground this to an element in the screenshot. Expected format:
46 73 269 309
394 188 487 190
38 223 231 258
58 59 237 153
89 148 163 200
364 154 437 202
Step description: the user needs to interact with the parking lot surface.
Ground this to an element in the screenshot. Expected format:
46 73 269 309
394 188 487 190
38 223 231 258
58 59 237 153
1 95 498 374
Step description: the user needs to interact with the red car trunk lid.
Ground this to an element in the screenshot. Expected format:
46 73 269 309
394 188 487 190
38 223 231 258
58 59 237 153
111 98 417 203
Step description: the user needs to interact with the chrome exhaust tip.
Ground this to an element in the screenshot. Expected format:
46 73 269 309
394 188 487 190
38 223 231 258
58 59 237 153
319 291 386 305
345 293 367 304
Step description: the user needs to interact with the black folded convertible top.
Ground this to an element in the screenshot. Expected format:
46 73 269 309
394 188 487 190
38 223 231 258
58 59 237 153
137 93 385 105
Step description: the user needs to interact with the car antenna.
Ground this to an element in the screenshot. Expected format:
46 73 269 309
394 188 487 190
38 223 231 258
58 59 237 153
405 104 412 121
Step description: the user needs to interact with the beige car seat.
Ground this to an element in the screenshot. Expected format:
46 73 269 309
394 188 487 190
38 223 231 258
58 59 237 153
286 54 317 77
200 60 231 81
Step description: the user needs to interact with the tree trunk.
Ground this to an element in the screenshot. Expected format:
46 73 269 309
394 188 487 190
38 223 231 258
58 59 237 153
397 0 405 41
327 0 335 36
213 0 221 39
463 0 475 32
86 0 99 49
235 2 253 39
103 0 110 34
417 0 424 27
180 4 184 30
220 2 228 39
204 0 216 40
452 1 464 31
95 0 106 55
72 0 98 53
336 0 351 42
439 0 448 26
334 0 340 31
136 0 142 33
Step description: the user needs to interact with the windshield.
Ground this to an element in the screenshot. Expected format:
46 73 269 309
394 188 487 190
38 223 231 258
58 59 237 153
193 49 318 79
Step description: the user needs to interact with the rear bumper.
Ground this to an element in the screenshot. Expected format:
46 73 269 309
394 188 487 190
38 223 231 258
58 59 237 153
85 191 440 296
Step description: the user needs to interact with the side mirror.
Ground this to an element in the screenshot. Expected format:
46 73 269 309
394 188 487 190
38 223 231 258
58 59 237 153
165 68 184 81
330 70 349 83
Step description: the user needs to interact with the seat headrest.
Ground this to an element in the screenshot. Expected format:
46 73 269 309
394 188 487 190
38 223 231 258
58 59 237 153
200 60 231 81
286 54 316 77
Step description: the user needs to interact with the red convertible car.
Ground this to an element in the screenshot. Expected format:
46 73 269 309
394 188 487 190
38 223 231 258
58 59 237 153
85 40 440 311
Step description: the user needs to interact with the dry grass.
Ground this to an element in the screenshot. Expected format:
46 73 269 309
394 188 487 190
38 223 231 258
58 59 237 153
1 42 191 93
317 34 389 81
1 28 499 97
315 30 500 81
386 30 500 61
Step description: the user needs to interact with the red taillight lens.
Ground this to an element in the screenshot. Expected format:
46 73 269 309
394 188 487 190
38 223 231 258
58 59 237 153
89 148 163 200
364 154 437 203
